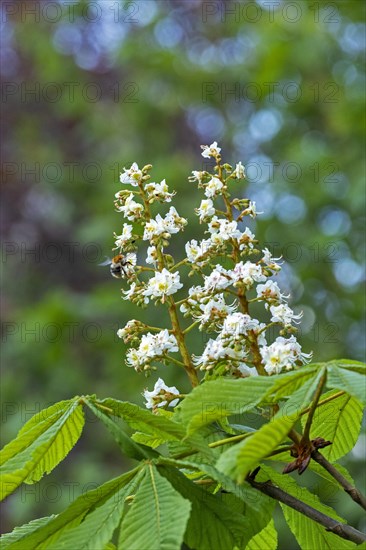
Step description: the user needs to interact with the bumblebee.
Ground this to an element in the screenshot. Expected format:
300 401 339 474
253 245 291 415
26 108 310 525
99 253 136 279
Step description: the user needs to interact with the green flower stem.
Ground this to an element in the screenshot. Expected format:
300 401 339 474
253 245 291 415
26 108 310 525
172 431 254 460
209 431 254 448
168 297 199 388
143 325 170 333
265 445 294 457
165 355 186 368
183 321 200 335
171 258 189 271
138 180 153 222
137 180 198 388
135 266 156 273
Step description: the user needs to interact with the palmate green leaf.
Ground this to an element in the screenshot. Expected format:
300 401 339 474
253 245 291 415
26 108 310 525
174 367 323 437
173 377 274 435
0 516 56 549
276 367 327 420
84 399 158 460
159 465 251 550
327 365 366 404
46 471 143 550
2 469 140 550
0 399 84 500
213 370 327 483
283 504 356 550
216 411 298 483
119 464 191 550
131 431 165 449
246 519 278 550
158 457 274 543
131 409 178 449
269 364 325 401
301 390 363 461
0 400 75 466
259 465 356 550
327 359 366 375
94 398 213 459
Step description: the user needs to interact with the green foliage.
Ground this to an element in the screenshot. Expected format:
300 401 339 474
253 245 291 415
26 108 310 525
159 466 251 550
0 399 84 499
246 519 278 550
301 391 363 461
327 365 366 404
0 470 139 549
174 376 274 434
119 465 191 550
216 410 298 483
260 466 357 549
3 4 365 544
1 360 365 549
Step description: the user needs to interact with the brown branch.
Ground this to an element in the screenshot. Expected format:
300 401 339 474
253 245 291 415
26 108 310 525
312 450 366 511
247 477 366 545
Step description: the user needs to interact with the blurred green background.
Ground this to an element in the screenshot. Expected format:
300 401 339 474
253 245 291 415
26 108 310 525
1 0 365 545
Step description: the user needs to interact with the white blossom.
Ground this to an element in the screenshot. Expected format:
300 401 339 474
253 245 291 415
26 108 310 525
189 170 206 183
221 312 262 338
114 224 133 248
256 280 288 303
154 329 179 354
117 193 144 220
195 295 237 326
203 265 232 291
230 261 266 287
120 162 143 186
117 319 142 342
261 336 312 375
179 285 206 314
238 227 256 251
220 312 267 347
196 199 215 221
143 215 167 240
146 245 158 265
193 338 244 370
143 208 186 241
143 269 183 300
117 328 125 339
143 378 180 409
205 176 224 198
208 217 242 241
126 347 144 370
163 206 187 233
145 179 175 203
237 363 258 377
201 141 221 159
242 201 263 219
270 304 303 326
261 248 283 271
234 161 245 179
122 282 144 302
185 239 211 264
126 330 179 372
